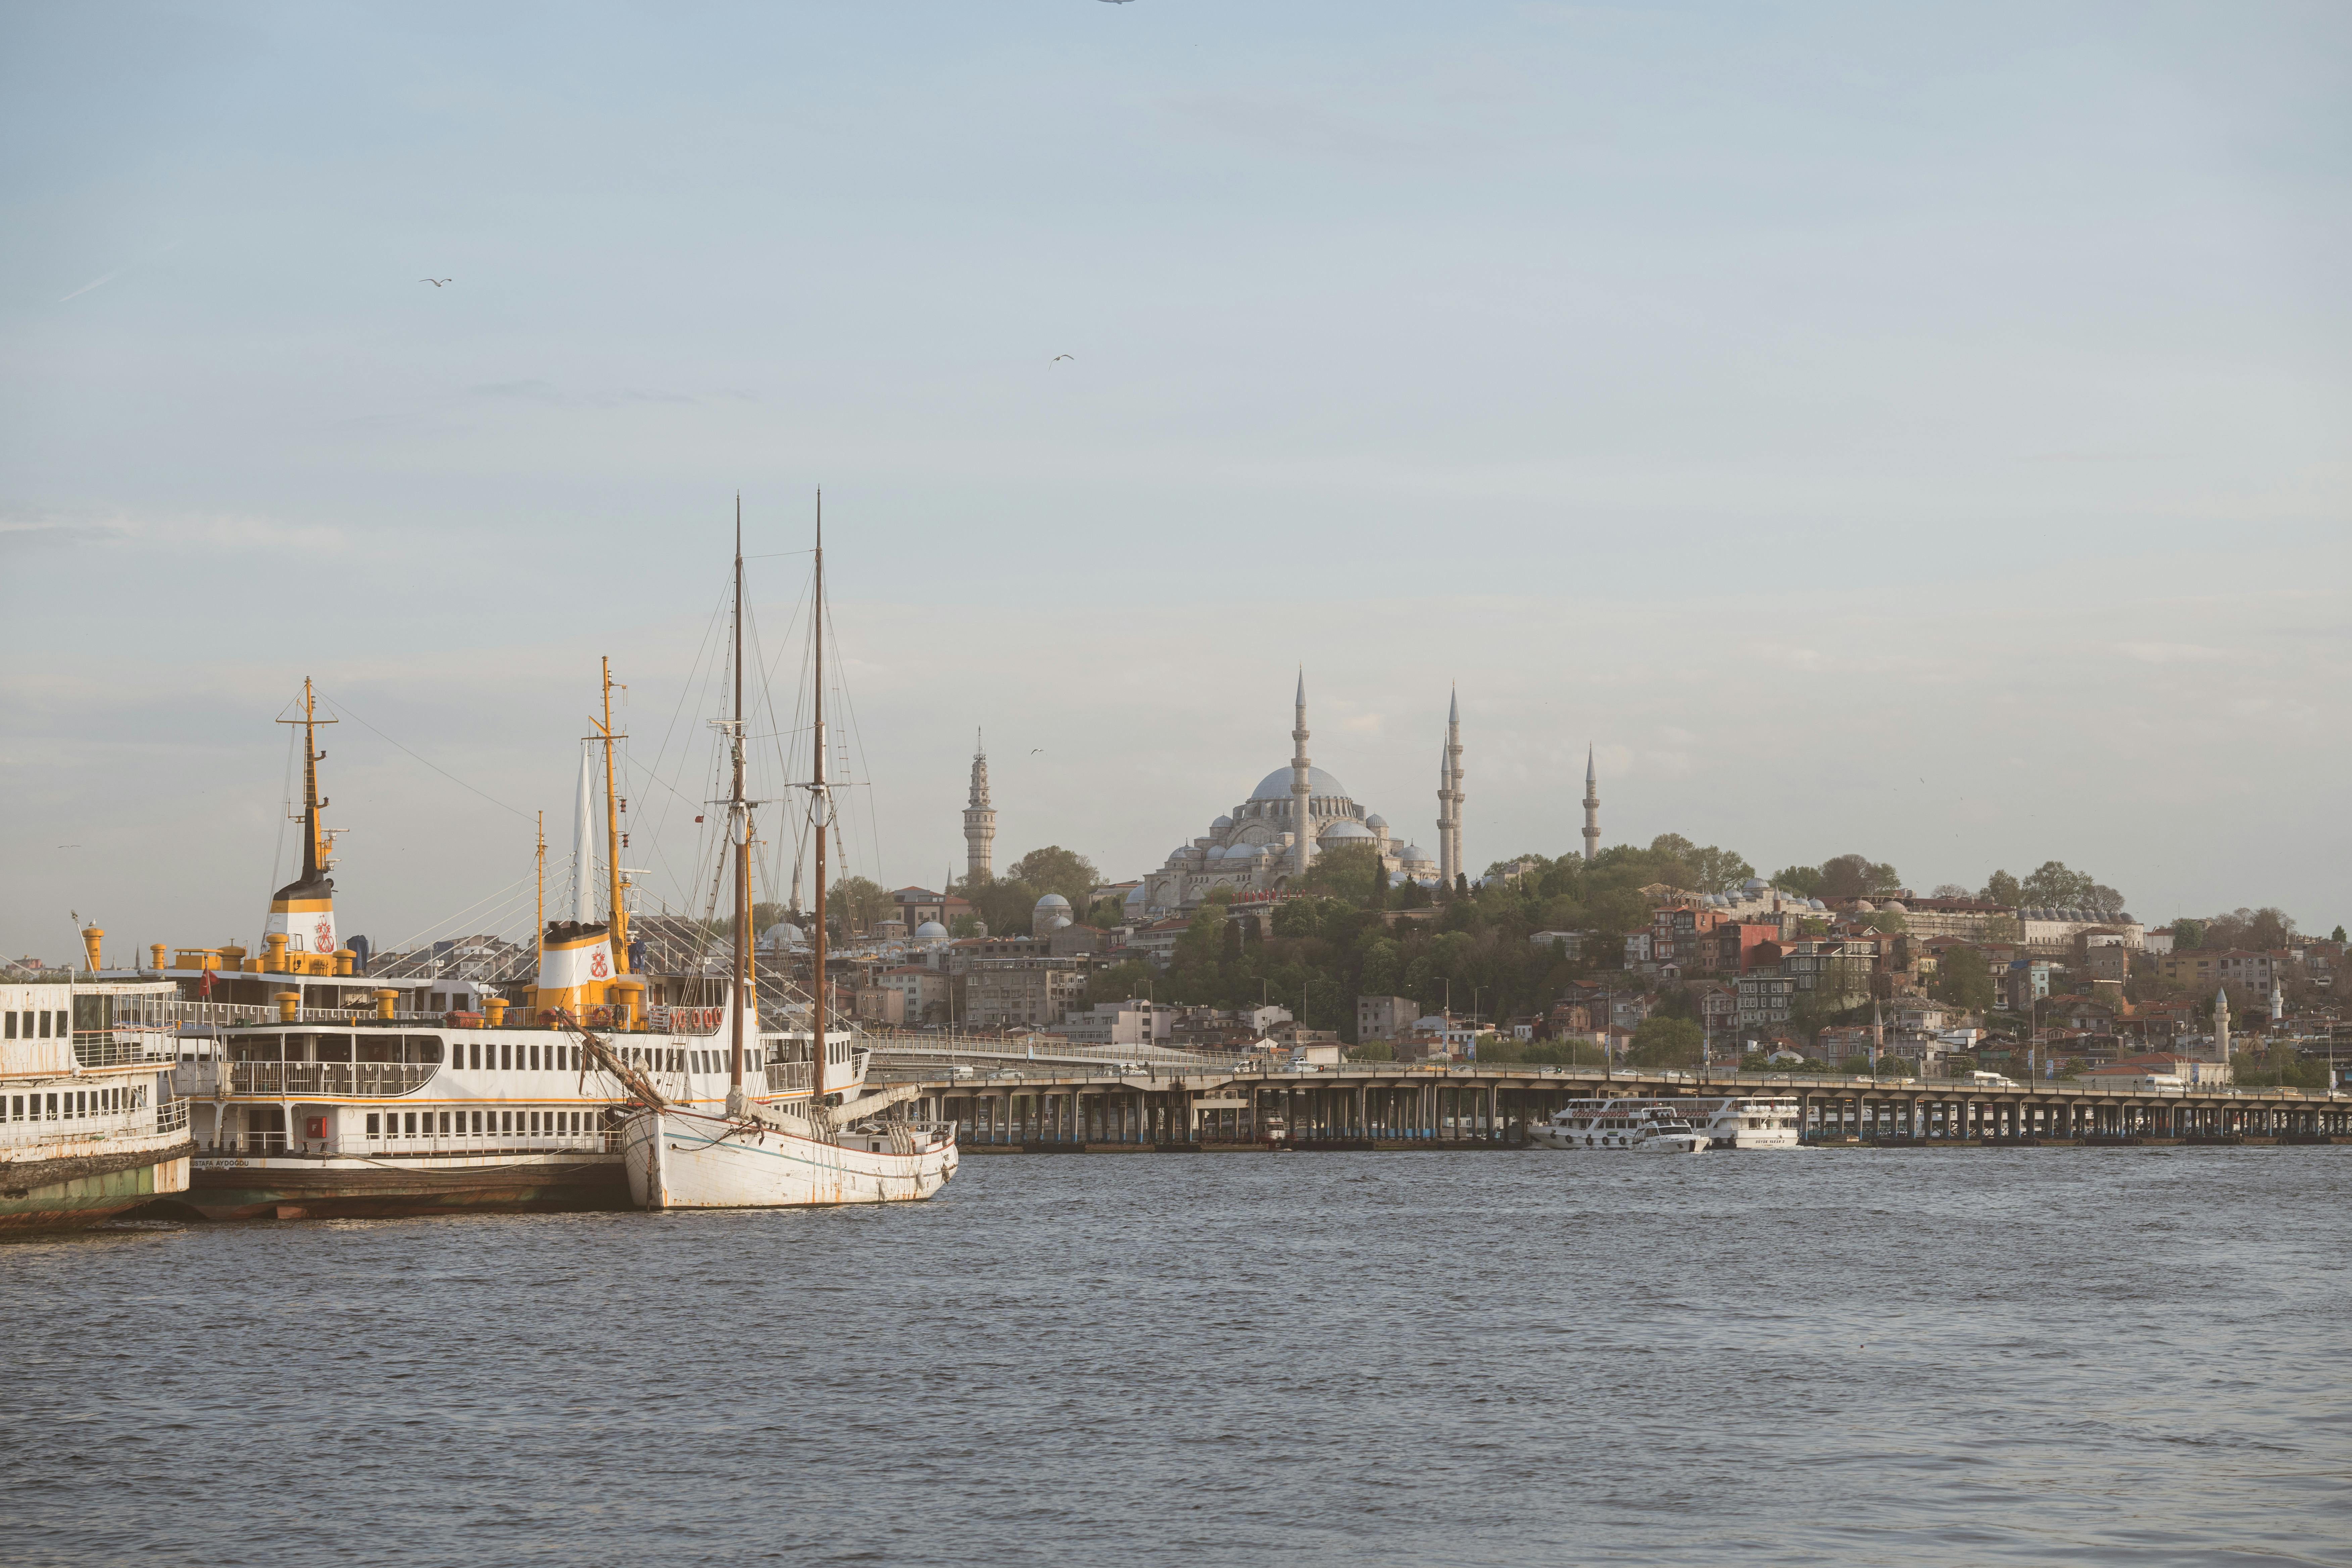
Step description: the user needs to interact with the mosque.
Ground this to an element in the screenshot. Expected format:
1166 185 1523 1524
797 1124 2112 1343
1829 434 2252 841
1120 676 1588 918
962 676 1602 923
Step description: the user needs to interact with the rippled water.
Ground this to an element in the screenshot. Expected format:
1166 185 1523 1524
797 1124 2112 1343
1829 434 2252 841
5 1147 2346 1566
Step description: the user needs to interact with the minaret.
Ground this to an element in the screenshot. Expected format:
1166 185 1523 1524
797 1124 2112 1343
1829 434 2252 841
2213 986 2231 1062
1290 671 1315 880
1436 737 1454 888
963 729 996 884
1445 686 1465 882
1581 745 1600 864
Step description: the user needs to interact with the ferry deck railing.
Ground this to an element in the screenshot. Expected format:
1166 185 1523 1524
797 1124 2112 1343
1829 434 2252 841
69 1029 181 1067
0 1093 188 1152
196 1130 624 1159
223 1062 439 1097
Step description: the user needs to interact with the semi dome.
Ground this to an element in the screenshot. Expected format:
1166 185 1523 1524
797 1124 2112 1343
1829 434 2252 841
1123 884 1147 907
1319 819 1376 843
1248 766 1350 802
1205 844 1229 862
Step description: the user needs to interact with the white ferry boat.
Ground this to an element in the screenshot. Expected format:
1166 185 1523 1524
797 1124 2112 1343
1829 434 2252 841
1529 1098 1710 1153
1684 1095 1804 1149
2 943 193 1232
125 679 893 1220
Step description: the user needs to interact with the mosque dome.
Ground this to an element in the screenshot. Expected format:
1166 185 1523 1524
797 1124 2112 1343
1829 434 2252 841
913 921 949 943
1808 899 1827 911
1045 915 1072 932
758 922 806 949
1124 884 1147 908
1205 844 1229 862
1395 843 1435 865
1744 877 1771 894
1248 766 1350 802
1880 900 1907 914
1319 820 1376 844
1034 893 1071 912
1365 814 1387 831
1211 815 1233 832
1854 899 1877 913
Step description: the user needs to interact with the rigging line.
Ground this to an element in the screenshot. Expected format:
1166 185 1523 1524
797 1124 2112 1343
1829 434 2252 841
823 607 889 894
315 691 537 823
265 720 298 917
634 566 733 893
365 869 539 961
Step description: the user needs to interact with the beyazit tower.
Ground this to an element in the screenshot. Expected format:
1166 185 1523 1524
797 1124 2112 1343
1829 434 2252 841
963 731 996 883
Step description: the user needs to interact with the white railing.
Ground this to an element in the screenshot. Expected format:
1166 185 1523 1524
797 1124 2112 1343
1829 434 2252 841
194 1131 620 1159
226 1062 438 1097
70 1030 179 1067
0 1098 186 1153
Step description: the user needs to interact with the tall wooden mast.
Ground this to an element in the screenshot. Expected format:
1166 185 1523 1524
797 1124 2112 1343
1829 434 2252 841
730 499 749 1094
811 488 828 1104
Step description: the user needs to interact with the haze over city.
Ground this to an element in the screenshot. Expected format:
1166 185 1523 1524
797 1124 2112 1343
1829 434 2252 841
3 2 2346 957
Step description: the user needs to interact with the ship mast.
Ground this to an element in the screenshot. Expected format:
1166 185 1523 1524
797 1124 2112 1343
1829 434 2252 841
278 677 338 882
730 500 750 1097
811 489 829 1105
597 656 630 974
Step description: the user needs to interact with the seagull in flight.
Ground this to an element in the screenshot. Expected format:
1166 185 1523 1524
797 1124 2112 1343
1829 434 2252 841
1031 748 1045 754
420 277 452 287
1050 354 1073 362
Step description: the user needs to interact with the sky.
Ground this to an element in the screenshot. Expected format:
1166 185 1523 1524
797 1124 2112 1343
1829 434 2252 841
2 1 2347 962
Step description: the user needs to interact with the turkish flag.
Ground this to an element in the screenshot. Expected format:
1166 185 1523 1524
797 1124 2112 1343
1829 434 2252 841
199 968 217 999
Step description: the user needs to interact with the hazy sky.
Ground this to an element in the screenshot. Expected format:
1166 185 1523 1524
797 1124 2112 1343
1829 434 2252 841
4 2 2347 961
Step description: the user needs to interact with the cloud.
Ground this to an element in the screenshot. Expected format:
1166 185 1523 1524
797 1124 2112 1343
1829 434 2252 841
2112 641 2237 665
0 507 351 554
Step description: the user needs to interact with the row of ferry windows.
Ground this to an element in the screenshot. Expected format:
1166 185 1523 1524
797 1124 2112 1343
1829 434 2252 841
454 1040 581 1072
6 1087 140 1121
5 1011 65 1039
366 1110 595 1138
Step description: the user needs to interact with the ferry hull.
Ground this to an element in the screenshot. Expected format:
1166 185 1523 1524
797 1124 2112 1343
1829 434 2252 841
624 1110 956 1209
0 1144 194 1233
184 1152 627 1219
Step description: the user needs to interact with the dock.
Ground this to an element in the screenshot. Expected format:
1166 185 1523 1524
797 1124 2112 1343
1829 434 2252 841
866 1045 2352 1149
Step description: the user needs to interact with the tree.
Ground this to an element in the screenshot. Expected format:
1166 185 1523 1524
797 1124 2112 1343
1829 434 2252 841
1349 1040 1395 1062
1006 846 1100 907
2333 925 2347 943
1298 841 1381 905
1933 946 1996 1013
827 875 890 933
1773 865 1823 897
1817 854 1901 899
1689 845 1756 895
2171 918 2206 950
2201 907 2297 952
1981 869 2022 906
1930 883 1971 898
1455 872 1471 899
1628 1016 1703 1068
2016 861 2121 912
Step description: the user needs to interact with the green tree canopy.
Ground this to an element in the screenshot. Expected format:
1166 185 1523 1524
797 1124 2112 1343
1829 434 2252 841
1817 853 1901 899
1773 864 1824 896
2200 906 2296 951
2017 861 2123 912
1982 869 2022 906
1298 841 1381 904
1932 945 1996 1012
1006 846 1101 906
827 875 890 932
1628 1016 1703 1068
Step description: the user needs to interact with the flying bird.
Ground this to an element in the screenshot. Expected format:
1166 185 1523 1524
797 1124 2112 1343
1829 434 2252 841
1031 748 1045 754
1050 354 1073 362
420 277 451 287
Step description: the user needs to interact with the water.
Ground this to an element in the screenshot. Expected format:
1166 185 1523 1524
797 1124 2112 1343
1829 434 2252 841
5 1148 2347 1566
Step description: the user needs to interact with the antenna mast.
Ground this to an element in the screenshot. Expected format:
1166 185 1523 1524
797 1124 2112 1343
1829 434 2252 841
730 498 750 1097
597 656 631 974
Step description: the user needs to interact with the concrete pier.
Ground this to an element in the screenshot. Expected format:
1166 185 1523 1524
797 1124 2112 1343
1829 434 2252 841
869 1058 2352 1151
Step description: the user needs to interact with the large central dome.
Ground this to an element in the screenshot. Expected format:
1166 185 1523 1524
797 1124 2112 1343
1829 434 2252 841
1249 765 1349 801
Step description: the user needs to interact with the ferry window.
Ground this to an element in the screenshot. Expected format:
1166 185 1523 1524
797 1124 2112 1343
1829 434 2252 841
314 1034 353 1064
38 1011 51 1037
366 1114 380 1137
502 1110 515 1134
3 1011 12 1038
403 1112 418 1137
408 1036 443 1065
44 1093 57 1119
7 1095 17 1120
531 1044 543 1072
499 1042 512 1071
529 1112 540 1134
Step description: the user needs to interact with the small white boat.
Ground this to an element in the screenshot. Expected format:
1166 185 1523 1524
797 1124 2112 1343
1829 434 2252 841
623 1100 955 1209
1529 1098 1710 1153
1684 1095 1803 1149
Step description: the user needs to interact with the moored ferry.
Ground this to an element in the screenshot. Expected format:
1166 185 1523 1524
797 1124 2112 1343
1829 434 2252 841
1529 1098 1710 1153
1 938 194 1232
122 679 879 1220
1684 1095 1803 1150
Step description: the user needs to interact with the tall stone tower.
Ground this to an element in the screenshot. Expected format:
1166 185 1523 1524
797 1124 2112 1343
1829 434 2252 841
1290 672 1315 880
1436 741 1454 888
2212 986 2231 1062
963 730 996 884
1581 745 1600 864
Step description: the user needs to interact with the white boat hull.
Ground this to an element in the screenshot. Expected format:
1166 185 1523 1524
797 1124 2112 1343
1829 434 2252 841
623 1107 956 1209
1529 1127 1709 1153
